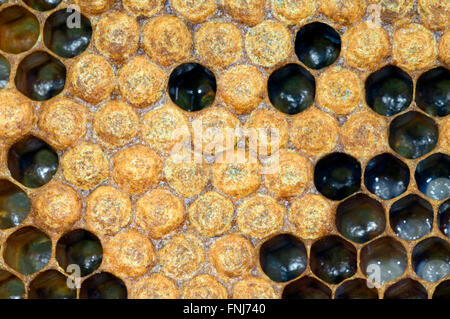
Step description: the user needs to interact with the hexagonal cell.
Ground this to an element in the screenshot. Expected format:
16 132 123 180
80 272 127 299
267 63 315 115
15 51 66 101
24 0 62 11
295 22 341 70
415 153 450 201
416 67 449 117
314 153 361 201
364 153 410 200
44 9 92 58
412 237 450 283
384 279 427 299
360 237 407 284
365 65 413 116
282 276 331 299
388 111 438 159
3 226 52 275
0 269 25 299
0 54 10 89
433 280 450 299
439 199 450 238
389 194 433 241
8 135 59 188
56 229 103 277
168 63 216 112
334 279 378 299
0 179 31 229
28 270 76 299
0 5 39 54
310 235 357 285
259 234 307 283
336 193 386 244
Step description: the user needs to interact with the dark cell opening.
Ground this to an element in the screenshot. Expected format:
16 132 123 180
80 272 127 299
168 63 216 112
336 193 385 244
335 279 378 299
282 276 331 299
15 51 66 101
28 270 76 299
0 5 39 54
8 135 59 188
24 0 62 11
267 63 315 115
388 111 438 159
415 153 450 201
0 179 31 229
310 235 357 285
433 280 450 299
384 279 428 299
56 229 103 277
314 153 361 201
0 54 10 89
294 22 341 70
0 269 25 299
365 65 413 116
44 9 92 58
259 234 307 283
439 200 450 238
3 226 52 275
412 237 450 283
364 153 410 200
360 237 407 284
390 194 433 241
416 67 449 117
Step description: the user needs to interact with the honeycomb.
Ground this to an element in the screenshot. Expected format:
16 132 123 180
0 0 448 299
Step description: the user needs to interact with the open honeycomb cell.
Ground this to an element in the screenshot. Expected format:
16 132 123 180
7 135 58 188
3 226 51 275
0 0 448 300
0 5 39 54
0 179 31 230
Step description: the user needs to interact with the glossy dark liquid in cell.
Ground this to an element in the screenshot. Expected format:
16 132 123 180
0 6 40 54
56 229 103 277
336 193 385 244
310 236 357 284
415 153 450 201
389 111 438 159
390 195 433 241
433 280 450 299
3 226 52 275
268 63 315 114
365 65 413 116
364 153 410 200
168 63 216 112
80 273 127 299
0 179 31 229
44 9 92 58
295 22 341 70
439 200 450 238
412 237 450 283
314 153 361 201
416 67 449 117
24 0 62 11
8 136 58 188
15 51 66 101
259 234 307 282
